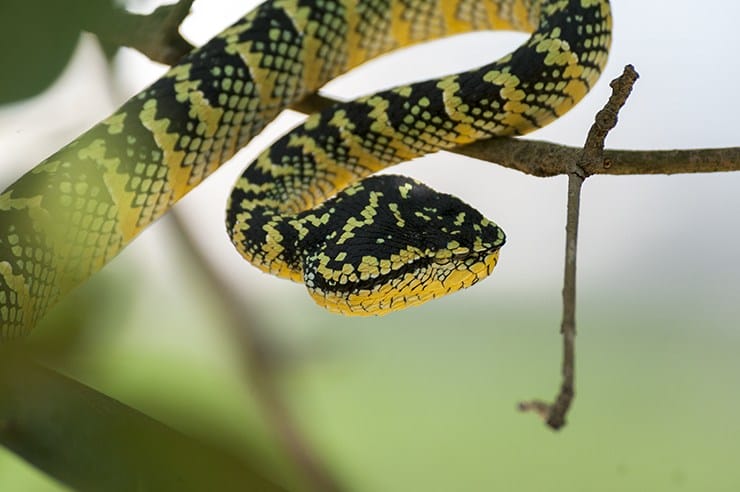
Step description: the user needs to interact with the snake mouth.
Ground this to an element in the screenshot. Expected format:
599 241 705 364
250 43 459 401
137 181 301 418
437 247 501 288
306 245 502 316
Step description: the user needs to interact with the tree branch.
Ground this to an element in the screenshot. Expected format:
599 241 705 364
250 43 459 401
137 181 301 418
456 137 740 177
78 0 740 179
293 95 740 177
518 66 640 429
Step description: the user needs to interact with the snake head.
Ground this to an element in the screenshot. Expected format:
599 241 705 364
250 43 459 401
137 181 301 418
299 174 505 315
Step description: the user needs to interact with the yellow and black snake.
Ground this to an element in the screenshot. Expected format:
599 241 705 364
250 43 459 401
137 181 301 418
0 0 611 339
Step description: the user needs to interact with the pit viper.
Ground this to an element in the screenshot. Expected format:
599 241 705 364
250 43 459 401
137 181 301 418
0 0 611 339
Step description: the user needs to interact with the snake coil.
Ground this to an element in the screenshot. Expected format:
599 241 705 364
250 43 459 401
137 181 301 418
0 0 611 338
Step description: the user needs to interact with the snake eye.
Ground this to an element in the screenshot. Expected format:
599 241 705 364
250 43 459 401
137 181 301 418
432 245 472 264
432 249 452 264
451 246 471 257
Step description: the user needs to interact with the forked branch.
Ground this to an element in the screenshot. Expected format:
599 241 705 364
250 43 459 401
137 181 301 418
518 65 640 429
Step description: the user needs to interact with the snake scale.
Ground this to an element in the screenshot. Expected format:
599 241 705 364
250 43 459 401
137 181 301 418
0 0 611 339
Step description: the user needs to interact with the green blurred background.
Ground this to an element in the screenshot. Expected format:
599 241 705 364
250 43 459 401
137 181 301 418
1 1 739 490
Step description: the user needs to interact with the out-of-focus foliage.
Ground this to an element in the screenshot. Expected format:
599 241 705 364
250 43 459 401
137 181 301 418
0 1 119 104
0 352 286 491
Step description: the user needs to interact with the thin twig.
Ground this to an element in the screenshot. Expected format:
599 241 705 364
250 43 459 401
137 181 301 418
169 213 344 492
543 171 583 429
519 65 640 429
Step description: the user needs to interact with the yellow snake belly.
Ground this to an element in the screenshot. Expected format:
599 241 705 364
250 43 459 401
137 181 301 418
0 0 612 339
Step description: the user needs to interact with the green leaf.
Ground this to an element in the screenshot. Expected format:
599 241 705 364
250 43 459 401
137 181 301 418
0 1 119 104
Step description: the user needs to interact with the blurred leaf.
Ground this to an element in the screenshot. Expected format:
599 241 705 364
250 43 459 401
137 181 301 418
0 1 118 104
0 0 194 104
0 353 287 492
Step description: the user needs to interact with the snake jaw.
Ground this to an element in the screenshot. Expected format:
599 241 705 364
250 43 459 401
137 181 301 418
429 239 502 291
305 246 501 316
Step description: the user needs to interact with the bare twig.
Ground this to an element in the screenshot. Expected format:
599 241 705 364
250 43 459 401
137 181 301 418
456 140 740 176
168 213 344 492
518 66 640 429
542 170 583 429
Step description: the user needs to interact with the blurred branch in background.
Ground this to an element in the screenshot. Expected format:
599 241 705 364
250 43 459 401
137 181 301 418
108 1 345 487
169 213 346 492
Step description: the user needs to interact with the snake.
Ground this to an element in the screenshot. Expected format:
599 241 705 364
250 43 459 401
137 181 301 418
0 0 611 339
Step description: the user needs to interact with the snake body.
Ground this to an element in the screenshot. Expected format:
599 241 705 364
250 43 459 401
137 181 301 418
0 0 611 338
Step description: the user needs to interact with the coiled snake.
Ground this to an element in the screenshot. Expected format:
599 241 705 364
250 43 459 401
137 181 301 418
0 0 611 339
